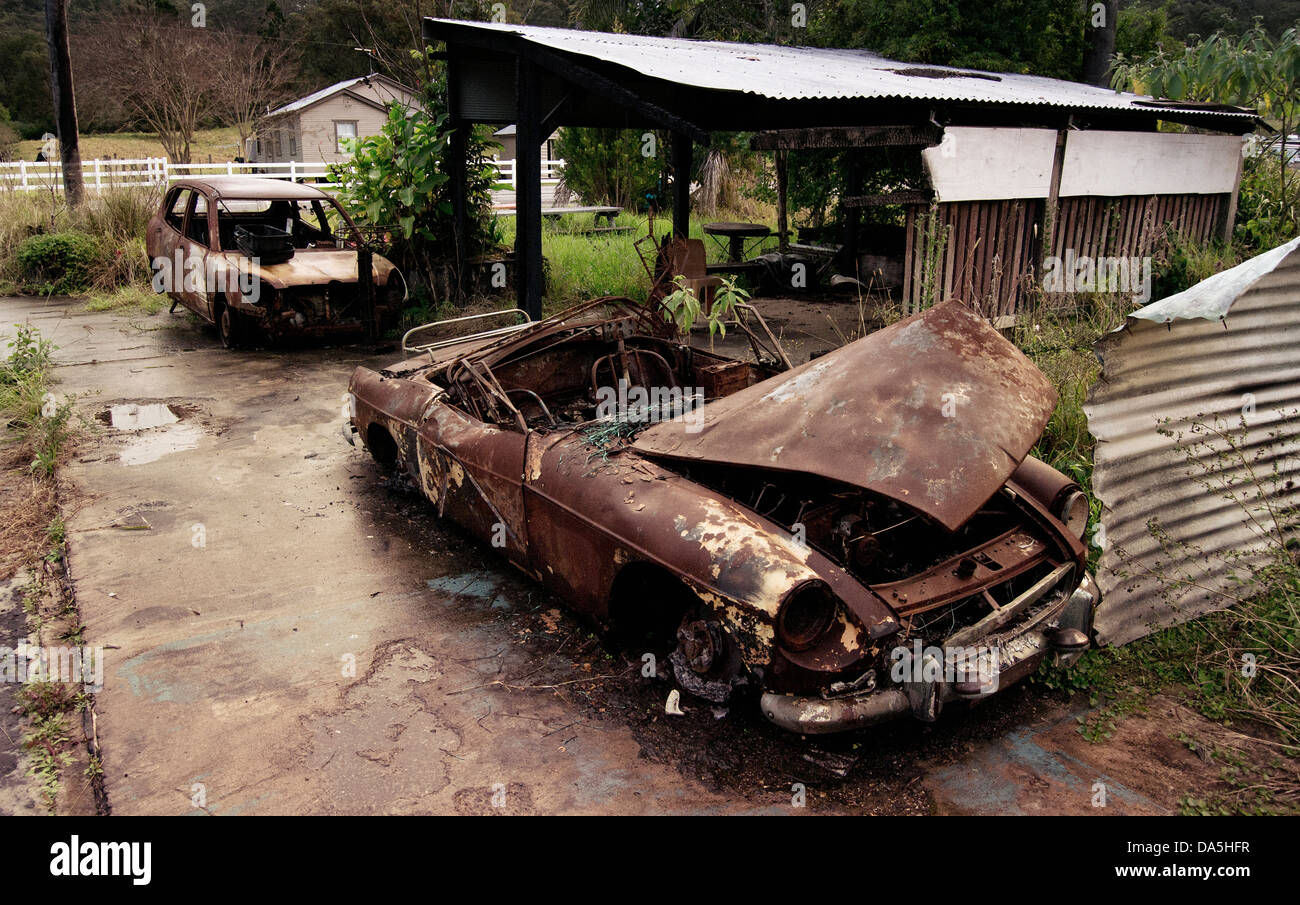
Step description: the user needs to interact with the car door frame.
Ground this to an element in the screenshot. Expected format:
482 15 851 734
153 185 193 307
179 187 220 322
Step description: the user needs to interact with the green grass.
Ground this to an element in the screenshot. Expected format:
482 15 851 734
1 323 73 476
1011 295 1131 565
86 285 167 315
15 126 243 163
494 209 777 314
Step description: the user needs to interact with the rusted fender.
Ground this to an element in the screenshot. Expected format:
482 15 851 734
523 432 900 674
348 368 437 471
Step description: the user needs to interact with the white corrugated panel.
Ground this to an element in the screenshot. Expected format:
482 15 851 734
428 19 1255 122
1085 237 1300 645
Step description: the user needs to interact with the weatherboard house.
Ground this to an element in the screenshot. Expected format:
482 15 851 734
255 74 416 165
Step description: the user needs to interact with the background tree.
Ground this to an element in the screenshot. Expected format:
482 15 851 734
555 128 668 210
76 5 298 162
1113 23 1300 249
208 30 299 152
330 50 501 306
300 1 492 91
1083 0 1120 85
807 0 1088 80
77 11 217 163
45 0 83 207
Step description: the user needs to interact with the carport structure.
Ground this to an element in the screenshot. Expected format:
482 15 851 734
423 18 1258 321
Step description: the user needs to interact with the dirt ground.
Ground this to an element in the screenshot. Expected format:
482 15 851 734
0 294 1246 815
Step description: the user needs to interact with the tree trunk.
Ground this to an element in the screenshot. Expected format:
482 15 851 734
45 0 83 207
1082 0 1119 87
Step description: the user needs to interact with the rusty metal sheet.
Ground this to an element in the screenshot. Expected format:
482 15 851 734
1086 237 1300 646
633 301 1057 532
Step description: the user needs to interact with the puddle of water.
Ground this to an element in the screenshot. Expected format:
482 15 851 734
118 424 203 466
105 403 179 430
101 403 201 466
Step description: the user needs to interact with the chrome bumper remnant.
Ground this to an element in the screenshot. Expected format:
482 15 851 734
761 574 1099 735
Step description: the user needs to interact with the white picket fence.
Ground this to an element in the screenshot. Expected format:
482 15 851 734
0 155 564 193
495 157 566 189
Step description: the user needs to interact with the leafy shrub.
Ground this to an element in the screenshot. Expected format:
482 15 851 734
1235 155 1300 253
1151 230 1243 301
555 127 668 211
1 323 74 476
330 59 501 303
14 232 100 295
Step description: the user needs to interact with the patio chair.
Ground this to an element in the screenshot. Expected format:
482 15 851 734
653 237 723 313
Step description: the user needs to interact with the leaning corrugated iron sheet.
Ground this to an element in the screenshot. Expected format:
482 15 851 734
428 18 1255 121
1085 237 1300 646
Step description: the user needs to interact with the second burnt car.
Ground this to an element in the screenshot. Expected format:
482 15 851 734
346 298 1097 734
146 177 402 347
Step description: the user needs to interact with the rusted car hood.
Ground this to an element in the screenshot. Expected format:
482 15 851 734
226 249 395 289
633 301 1057 532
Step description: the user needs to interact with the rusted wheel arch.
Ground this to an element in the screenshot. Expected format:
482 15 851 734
364 423 399 468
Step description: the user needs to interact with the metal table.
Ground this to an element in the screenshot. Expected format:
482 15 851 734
703 221 771 263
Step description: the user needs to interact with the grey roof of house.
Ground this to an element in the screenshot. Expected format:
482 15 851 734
267 74 411 118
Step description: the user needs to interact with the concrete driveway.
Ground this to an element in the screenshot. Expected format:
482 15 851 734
0 296 1218 816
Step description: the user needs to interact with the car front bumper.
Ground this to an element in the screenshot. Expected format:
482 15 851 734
760 573 1098 735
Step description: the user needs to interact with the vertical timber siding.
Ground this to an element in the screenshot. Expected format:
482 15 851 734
903 193 1228 316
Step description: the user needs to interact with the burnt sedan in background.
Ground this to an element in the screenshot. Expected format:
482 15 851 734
146 177 401 347
346 298 1097 734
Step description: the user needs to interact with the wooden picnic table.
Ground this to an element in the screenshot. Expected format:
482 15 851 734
703 221 771 262
496 205 622 226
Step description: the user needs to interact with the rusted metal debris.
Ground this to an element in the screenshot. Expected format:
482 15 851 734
348 298 1095 734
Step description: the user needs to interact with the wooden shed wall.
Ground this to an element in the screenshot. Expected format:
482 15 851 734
901 192 1228 317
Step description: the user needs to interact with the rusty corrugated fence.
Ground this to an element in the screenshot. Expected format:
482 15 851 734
1084 237 1300 645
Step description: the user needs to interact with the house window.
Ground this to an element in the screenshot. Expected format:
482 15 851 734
288 134 297 158
335 121 358 154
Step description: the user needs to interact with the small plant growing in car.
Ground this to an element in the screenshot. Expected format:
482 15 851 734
660 274 749 345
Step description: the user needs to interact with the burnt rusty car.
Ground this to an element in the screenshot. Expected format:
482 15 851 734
345 298 1097 734
146 177 401 347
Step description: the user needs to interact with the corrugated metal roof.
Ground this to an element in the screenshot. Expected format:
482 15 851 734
429 19 1256 120
1085 237 1300 646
